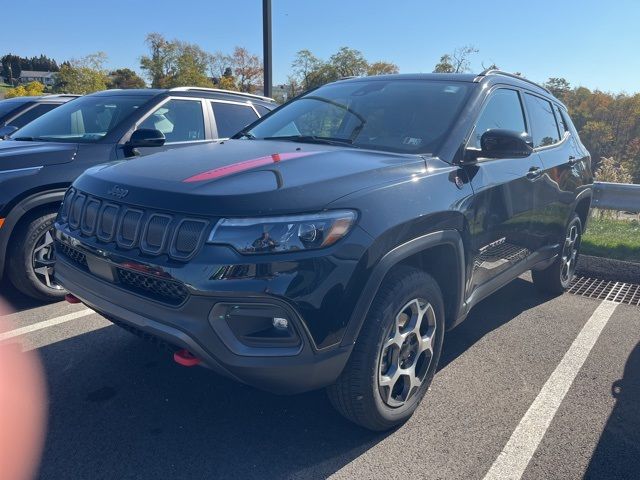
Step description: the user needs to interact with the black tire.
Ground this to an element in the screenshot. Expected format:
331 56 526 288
327 266 445 431
532 213 582 295
7 210 66 302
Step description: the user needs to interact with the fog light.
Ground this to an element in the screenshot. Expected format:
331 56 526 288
273 317 289 330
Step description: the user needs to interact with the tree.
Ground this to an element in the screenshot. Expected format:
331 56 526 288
544 77 571 102
208 51 233 81
140 33 176 88
108 68 146 89
433 46 478 73
54 52 109 94
367 61 399 76
292 49 324 91
140 33 213 88
4 81 45 98
329 47 369 77
231 47 263 93
595 156 632 183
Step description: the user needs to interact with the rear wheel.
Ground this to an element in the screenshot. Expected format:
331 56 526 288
532 213 582 294
7 211 66 302
327 267 445 431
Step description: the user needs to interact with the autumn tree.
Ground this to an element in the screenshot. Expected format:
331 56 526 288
231 47 263 93
108 68 146 89
544 77 571 102
367 61 399 76
54 52 109 94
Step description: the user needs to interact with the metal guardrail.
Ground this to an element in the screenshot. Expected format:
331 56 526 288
592 182 640 213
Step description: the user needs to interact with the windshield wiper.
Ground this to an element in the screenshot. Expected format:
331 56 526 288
261 135 360 148
13 136 56 142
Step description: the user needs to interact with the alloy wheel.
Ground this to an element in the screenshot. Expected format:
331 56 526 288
378 298 437 408
561 223 580 284
32 228 63 291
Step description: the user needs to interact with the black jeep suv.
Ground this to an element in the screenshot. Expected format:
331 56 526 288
54 71 592 430
0 87 274 300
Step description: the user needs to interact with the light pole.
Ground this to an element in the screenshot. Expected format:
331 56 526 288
262 0 272 98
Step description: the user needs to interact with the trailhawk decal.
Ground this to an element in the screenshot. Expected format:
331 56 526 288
182 151 323 183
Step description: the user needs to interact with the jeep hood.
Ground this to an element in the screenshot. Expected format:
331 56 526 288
0 140 78 171
73 140 426 216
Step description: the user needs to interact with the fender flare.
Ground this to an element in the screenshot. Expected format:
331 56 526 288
340 230 466 347
0 189 67 278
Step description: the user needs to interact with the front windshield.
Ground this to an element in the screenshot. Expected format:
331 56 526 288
245 79 472 154
11 95 151 143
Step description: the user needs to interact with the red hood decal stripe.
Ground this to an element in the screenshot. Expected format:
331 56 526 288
183 151 322 183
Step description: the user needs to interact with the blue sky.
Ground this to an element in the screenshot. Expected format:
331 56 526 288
3 0 639 92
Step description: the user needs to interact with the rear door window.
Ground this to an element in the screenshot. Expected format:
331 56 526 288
9 103 59 128
140 99 205 143
211 101 259 138
471 89 527 149
524 93 561 148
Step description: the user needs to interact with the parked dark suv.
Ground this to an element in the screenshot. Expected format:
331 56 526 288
54 71 592 430
0 87 275 300
0 94 79 137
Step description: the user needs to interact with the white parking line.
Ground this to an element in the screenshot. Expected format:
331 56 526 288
483 300 619 480
0 309 94 342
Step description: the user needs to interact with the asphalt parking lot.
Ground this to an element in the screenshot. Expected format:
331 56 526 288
1 273 639 480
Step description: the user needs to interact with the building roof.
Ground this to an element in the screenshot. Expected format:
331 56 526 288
19 71 56 79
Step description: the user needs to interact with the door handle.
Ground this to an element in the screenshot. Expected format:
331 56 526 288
526 166 542 180
568 156 578 166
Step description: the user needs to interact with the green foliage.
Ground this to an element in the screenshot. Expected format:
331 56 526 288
582 218 640 262
140 33 213 89
1 54 59 84
54 52 109 94
108 68 146 89
4 81 45 98
290 47 398 94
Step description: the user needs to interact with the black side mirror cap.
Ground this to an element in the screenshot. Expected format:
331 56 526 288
0 125 19 140
479 129 533 159
127 128 166 148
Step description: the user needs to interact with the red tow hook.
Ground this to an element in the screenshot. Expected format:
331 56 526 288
65 293 81 304
173 349 201 367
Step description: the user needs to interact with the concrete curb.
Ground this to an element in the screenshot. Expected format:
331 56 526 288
577 254 640 283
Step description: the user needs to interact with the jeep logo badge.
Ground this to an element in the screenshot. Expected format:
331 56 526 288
107 185 129 199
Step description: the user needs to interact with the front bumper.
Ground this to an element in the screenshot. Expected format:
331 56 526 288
55 256 353 394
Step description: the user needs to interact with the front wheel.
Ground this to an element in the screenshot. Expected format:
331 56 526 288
7 211 66 302
327 267 445 431
532 213 582 294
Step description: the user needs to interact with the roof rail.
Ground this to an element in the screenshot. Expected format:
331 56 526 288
169 87 275 102
474 69 551 94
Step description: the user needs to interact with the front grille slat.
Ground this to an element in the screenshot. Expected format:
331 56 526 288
62 190 209 261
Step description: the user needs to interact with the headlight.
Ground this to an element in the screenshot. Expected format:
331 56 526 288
208 210 357 254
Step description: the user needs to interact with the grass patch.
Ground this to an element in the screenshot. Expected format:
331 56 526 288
582 217 640 262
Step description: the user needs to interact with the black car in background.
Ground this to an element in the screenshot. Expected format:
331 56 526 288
54 71 592 430
0 87 275 300
0 94 79 137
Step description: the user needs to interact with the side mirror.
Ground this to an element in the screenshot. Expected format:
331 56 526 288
127 129 166 148
0 125 19 140
480 129 533 159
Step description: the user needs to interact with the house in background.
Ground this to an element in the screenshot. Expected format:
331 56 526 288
19 71 57 86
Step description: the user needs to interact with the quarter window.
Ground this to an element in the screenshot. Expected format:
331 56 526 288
524 93 560 148
211 102 259 138
553 104 568 134
140 99 205 143
471 89 526 149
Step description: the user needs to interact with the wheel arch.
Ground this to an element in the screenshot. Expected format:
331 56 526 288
0 189 67 279
340 230 466 347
